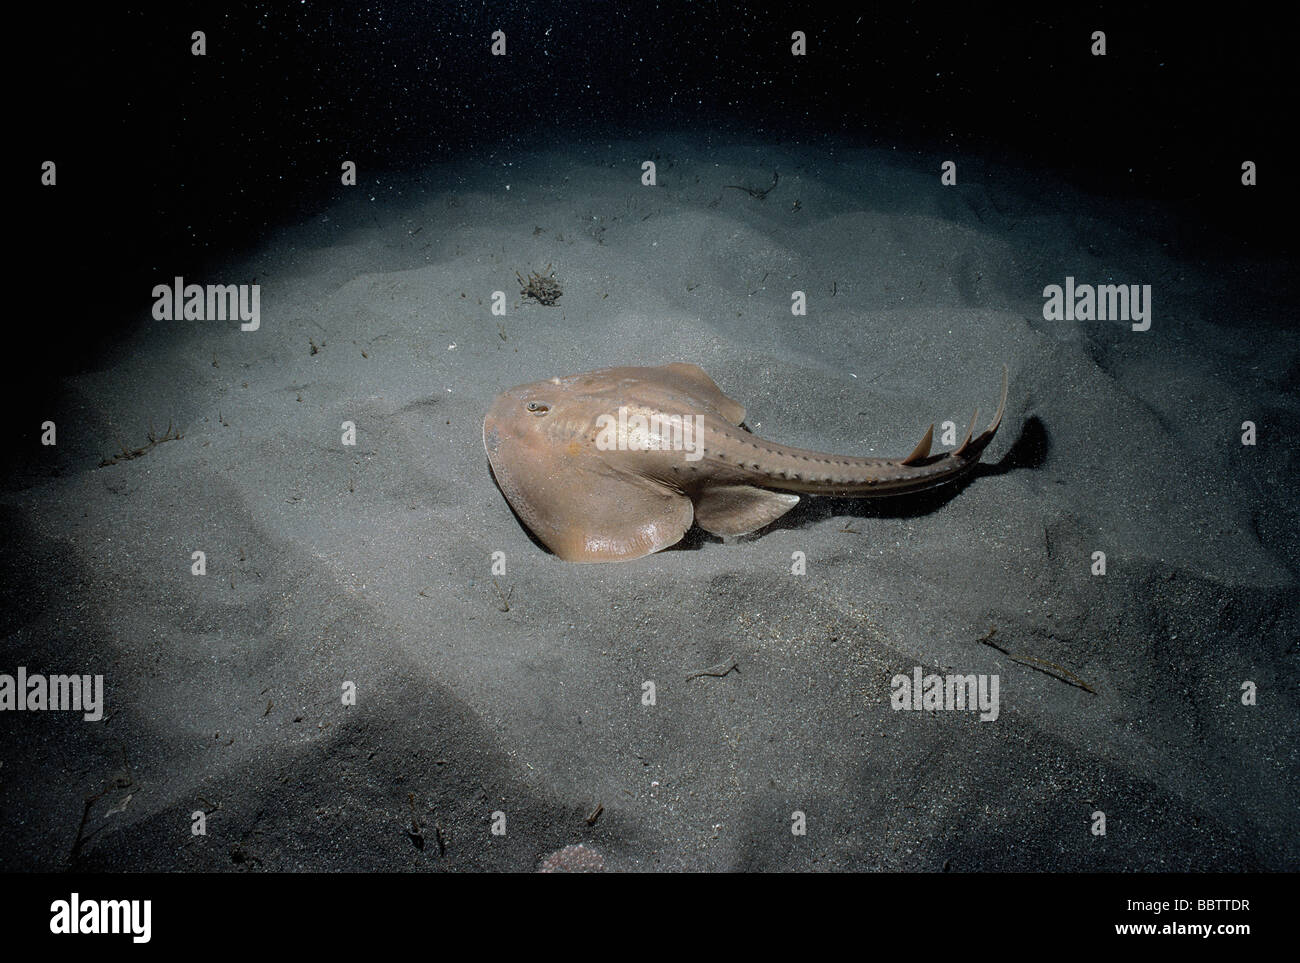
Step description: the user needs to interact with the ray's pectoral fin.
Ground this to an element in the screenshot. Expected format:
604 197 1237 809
542 472 694 562
487 432 693 562
693 484 801 537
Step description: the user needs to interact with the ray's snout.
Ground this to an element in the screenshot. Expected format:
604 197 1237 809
484 383 545 452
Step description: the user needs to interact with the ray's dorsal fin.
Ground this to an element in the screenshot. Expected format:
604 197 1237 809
900 423 934 465
953 365 1008 457
953 408 980 456
989 364 1009 435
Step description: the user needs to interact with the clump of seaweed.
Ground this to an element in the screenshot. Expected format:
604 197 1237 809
517 264 563 306
98 421 183 468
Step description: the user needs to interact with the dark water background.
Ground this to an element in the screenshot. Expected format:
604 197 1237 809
21 4 1293 346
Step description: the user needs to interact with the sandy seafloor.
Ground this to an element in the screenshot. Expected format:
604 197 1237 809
2 133 1296 871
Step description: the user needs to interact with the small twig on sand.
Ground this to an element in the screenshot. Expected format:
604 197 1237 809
979 627 1096 694
406 792 425 851
585 803 604 826
724 171 779 200
686 654 739 681
69 786 108 865
492 580 514 612
98 420 183 468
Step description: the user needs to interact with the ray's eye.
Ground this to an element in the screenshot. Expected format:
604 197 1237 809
526 401 550 415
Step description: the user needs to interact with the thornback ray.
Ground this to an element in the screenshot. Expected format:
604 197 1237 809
483 362 1008 562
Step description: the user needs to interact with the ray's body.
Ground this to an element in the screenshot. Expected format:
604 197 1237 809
484 362 1007 562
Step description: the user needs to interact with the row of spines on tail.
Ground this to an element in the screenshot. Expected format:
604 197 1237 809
748 366 1008 495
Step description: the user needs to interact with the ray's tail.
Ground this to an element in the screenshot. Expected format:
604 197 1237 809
758 366 1008 497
